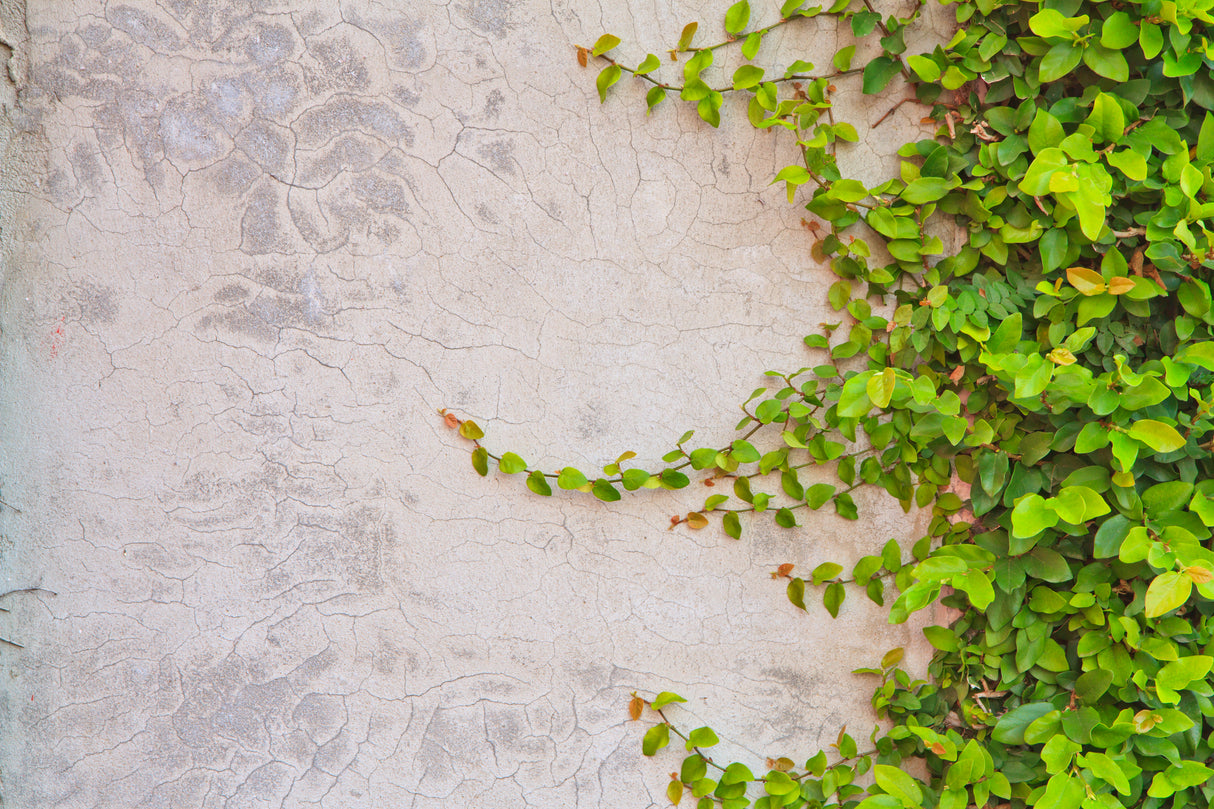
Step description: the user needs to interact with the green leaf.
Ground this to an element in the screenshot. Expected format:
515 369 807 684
901 177 950 204
992 702 1054 744
635 53 660 74
1029 8 1089 39
1024 548 1072 583
873 764 922 807
833 44 856 72
1039 42 1083 82
742 31 762 60
1156 655 1213 698
667 779 683 806
1139 21 1163 58
1085 93 1125 143
720 762 754 785
1198 111 1214 164
592 478 621 501
1020 148 1068 195
731 440 761 463
677 22 698 51
646 86 667 113
596 64 621 102
732 64 764 89
823 581 844 617
1107 149 1147 181
499 452 527 474
557 467 589 490
471 446 489 476
724 0 750 35
787 577 807 610
621 468 650 490
1083 43 1129 81
812 562 843 584
1100 12 1138 49
832 178 869 202
866 367 896 409
862 56 902 95
923 625 960 651
1127 420 1186 452
527 470 552 496
592 34 621 56
643 723 671 756
652 691 688 709
686 726 720 750
1145 571 1192 618
987 312 1022 353
1027 110 1064 156
838 372 874 418
806 483 835 508
906 54 941 83
722 511 741 539
913 556 967 581
1082 751 1130 795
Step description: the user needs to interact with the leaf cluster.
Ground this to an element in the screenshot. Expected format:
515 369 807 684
452 0 1214 806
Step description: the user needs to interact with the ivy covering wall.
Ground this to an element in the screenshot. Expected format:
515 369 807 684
453 0 1214 806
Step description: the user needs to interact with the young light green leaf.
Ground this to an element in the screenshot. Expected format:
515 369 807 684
652 691 688 709
1145 571 1192 618
635 53 660 74
686 726 720 749
499 452 527 474
596 64 621 102
557 467 589 489
642 723 670 756
724 0 750 35
873 764 923 807
833 44 856 72
592 34 621 56
1127 420 1186 452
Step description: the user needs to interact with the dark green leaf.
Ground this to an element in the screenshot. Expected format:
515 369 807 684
823 581 845 617
472 447 489 476
787 577 807 610
862 57 902 95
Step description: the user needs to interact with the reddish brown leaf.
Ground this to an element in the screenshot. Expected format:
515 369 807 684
629 696 644 721
443 411 461 429
577 46 589 67
1130 248 1144 274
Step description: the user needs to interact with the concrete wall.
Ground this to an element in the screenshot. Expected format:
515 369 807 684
0 1 942 806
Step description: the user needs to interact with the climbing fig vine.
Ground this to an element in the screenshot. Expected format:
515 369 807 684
449 0 1214 806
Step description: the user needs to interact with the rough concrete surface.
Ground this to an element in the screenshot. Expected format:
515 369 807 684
0 1 948 806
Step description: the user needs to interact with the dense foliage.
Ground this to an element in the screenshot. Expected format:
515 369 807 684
451 0 1214 806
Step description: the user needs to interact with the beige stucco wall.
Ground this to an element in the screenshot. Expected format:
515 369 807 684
0 0 944 806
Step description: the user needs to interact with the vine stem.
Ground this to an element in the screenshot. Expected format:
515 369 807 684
592 51 862 96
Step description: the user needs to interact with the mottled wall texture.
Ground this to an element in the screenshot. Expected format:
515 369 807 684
0 1 942 807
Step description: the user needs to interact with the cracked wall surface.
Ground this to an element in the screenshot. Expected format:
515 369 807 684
0 1 948 806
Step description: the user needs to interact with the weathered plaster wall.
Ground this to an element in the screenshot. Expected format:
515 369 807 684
0 1 944 806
